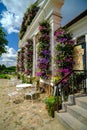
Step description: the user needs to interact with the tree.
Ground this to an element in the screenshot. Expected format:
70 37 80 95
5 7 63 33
0 27 8 56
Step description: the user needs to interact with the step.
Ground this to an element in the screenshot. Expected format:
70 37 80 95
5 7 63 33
55 112 87 130
67 105 87 126
75 96 87 110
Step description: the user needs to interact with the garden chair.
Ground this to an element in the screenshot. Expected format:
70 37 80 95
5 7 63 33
24 82 38 102
7 89 19 104
7 80 23 103
8 91 18 98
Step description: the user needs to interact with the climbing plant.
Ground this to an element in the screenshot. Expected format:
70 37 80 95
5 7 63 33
54 28 75 83
24 39 33 75
19 2 39 39
36 20 51 80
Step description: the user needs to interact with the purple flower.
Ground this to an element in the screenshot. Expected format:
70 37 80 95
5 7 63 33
42 50 50 55
36 72 42 76
63 68 69 73
38 58 49 64
58 69 64 73
69 40 74 44
62 79 68 83
39 26 47 31
57 38 67 43
54 30 64 37
65 58 71 62
55 60 61 63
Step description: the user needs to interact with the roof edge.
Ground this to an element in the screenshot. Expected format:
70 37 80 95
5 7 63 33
63 9 87 28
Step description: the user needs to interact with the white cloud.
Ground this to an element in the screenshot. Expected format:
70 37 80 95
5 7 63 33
0 11 20 33
0 0 36 34
0 46 17 67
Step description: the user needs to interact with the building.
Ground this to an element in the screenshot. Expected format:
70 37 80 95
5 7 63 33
65 10 87 72
17 0 87 94
17 0 64 92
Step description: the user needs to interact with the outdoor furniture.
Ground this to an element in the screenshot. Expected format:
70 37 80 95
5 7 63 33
16 83 32 90
8 90 19 104
8 79 15 87
8 78 22 87
8 91 18 97
24 82 39 101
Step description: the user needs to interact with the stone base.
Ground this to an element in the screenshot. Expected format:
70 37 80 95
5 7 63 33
62 95 75 112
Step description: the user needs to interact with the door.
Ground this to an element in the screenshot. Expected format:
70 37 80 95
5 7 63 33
73 43 86 70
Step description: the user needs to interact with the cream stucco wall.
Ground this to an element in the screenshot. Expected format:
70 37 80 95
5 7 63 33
67 16 87 39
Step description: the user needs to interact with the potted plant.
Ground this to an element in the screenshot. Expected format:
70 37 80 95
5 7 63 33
44 96 62 117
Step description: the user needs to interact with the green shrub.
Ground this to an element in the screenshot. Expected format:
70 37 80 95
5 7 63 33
0 74 11 79
44 96 62 117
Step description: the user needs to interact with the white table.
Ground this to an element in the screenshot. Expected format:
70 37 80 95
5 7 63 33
16 83 32 90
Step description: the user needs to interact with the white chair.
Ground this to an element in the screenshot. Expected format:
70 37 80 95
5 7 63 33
25 82 37 101
7 89 19 104
8 91 18 97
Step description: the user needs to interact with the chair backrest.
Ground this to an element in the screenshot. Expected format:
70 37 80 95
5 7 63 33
32 82 37 91
16 80 22 85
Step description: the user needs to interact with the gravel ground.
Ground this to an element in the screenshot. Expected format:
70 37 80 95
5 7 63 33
0 79 65 130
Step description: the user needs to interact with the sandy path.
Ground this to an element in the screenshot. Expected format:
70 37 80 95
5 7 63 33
0 79 65 130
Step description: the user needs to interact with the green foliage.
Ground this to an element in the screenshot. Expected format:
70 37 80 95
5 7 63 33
45 96 61 106
20 74 36 84
19 31 25 40
0 65 16 79
54 28 75 80
36 20 51 79
21 74 26 83
0 27 8 56
19 2 39 39
0 74 10 79
0 65 16 74
44 96 62 117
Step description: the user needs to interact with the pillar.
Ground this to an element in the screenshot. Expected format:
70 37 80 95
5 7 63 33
48 0 64 79
49 14 62 78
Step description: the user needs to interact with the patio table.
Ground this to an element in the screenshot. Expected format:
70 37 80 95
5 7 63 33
16 83 32 92
16 83 32 88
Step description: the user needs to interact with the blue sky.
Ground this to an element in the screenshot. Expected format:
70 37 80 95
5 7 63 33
0 0 87 67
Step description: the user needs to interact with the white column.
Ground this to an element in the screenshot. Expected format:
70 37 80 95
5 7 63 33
32 36 36 77
85 34 87 89
49 14 62 78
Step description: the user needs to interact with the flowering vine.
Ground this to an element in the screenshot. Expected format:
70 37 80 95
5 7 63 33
18 48 25 73
19 2 39 39
37 20 51 80
24 39 33 75
17 51 21 73
54 28 75 83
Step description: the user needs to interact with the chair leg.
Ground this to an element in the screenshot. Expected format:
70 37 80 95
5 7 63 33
31 95 33 103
